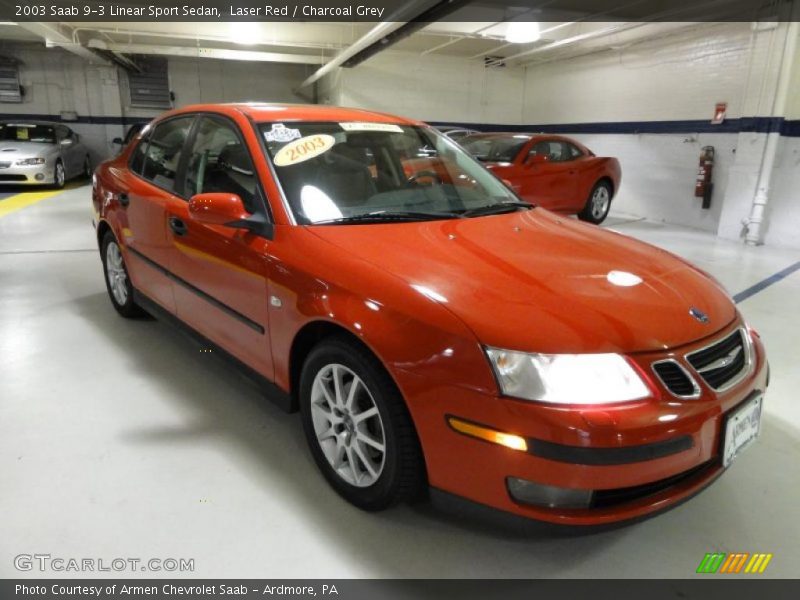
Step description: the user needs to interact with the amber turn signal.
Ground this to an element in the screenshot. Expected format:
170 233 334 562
447 417 528 452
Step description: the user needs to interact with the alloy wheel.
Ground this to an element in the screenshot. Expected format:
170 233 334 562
309 363 386 488
591 186 610 220
105 241 128 305
55 163 65 187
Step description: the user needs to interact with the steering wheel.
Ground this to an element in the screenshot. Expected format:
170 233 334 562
407 170 443 186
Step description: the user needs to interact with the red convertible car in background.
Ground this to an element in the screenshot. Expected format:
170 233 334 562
460 132 621 224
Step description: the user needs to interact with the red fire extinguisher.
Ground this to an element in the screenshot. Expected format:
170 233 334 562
694 146 714 209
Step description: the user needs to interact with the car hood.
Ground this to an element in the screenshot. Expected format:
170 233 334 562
307 209 736 353
0 142 54 158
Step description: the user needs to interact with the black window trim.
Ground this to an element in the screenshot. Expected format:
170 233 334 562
127 111 274 229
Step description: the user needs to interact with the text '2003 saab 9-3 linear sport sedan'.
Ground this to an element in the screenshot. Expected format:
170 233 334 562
92 103 767 527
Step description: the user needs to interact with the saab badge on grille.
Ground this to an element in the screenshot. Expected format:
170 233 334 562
689 307 710 323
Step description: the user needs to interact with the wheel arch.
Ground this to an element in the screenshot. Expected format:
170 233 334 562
596 175 615 198
96 219 112 248
288 320 395 411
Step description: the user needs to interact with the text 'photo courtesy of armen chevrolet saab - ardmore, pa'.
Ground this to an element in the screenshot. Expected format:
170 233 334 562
1 0 799 596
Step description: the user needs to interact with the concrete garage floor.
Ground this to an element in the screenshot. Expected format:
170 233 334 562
1 184 798 579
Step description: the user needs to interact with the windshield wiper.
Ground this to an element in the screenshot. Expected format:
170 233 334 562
460 202 533 218
313 211 461 225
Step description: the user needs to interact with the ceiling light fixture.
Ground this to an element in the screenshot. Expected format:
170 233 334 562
230 22 261 45
505 22 541 44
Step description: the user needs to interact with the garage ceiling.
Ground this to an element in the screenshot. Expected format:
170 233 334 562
0 0 778 69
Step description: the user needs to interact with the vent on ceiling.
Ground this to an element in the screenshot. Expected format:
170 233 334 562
127 57 172 109
484 56 506 68
0 58 22 103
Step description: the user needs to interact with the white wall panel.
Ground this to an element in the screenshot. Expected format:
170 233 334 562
521 22 774 123
570 132 736 232
325 51 525 124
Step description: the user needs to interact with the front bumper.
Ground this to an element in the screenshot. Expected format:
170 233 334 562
0 163 54 185
400 322 768 526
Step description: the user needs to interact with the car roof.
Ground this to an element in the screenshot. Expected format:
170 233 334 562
164 103 424 126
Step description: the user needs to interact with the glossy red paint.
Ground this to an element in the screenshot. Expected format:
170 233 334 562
188 192 249 226
460 132 622 215
93 103 766 526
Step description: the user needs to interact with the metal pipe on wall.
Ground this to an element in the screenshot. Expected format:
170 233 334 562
745 16 799 245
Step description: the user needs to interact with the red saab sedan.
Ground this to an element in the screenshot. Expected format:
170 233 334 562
460 132 621 224
92 104 766 526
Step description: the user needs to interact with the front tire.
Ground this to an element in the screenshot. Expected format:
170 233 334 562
299 337 425 511
83 156 92 179
100 231 146 318
53 161 65 189
578 180 612 224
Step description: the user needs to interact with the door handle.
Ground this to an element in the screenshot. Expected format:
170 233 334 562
168 216 188 236
118 192 129 207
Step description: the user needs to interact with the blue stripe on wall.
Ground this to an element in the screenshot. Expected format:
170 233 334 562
433 116 800 136
0 113 151 127
3 113 800 137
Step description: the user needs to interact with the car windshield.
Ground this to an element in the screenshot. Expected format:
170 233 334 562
260 121 525 225
461 135 529 162
0 124 56 144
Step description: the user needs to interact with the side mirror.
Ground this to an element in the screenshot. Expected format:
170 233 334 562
527 153 549 165
188 193 248 226
112 137 124 145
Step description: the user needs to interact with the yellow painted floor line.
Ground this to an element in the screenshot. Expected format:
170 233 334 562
0 189 66 219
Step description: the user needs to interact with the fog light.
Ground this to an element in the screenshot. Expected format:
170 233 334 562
507 477 593 509
35 173 45 181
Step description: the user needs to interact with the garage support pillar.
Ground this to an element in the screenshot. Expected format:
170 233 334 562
743 18 799 245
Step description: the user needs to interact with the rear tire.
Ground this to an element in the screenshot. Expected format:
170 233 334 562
578 180 612 224
100 230 146 318
299 336 426 511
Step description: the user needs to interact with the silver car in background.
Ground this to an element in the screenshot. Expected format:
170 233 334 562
0 121 91 188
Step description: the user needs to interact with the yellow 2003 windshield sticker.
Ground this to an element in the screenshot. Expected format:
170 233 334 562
273 134 335 167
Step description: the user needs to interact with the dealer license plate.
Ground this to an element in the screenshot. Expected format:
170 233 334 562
722 394 762 468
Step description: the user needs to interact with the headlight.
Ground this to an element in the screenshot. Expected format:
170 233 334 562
16 158 46 166
485 348 651 405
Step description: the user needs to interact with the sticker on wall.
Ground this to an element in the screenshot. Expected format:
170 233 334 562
711 102 727 125
263 123 302 143
273 134 336 167
340 122 403 133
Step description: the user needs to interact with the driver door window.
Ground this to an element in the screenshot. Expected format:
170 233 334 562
183 117 257 213
141 117 194 193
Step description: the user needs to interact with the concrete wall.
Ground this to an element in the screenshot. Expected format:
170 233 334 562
319 50 526 125
0 43 311 162
519 22 786 236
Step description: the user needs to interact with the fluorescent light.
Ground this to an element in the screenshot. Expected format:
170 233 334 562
230 22 261 45
505 22 541 44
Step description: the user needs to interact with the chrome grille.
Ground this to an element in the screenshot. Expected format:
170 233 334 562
686 328 750 392
652 360 699 398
